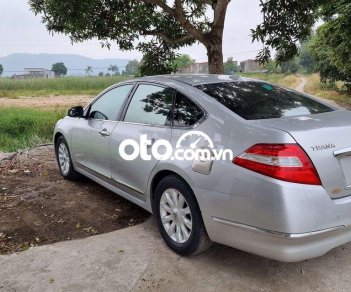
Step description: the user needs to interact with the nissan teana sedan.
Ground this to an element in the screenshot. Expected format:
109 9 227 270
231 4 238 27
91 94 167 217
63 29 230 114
54 74 351 262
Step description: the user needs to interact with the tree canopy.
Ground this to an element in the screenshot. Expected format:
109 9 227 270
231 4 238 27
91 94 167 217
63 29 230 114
224 57 238 75
138 42 176 76
51 62 67 77
309 1 351 91
29 0 350 76
0 64 3 76
299 40 316 74
251 0 323 64
85 66 93 76
28 0 230 73
123 60 140 76
173 54 194 70
108 65 120 76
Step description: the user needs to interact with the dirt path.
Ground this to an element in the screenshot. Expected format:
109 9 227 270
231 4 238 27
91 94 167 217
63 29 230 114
295 76 308 92
0 95 93 109
295 76 343 109
0 145 149 254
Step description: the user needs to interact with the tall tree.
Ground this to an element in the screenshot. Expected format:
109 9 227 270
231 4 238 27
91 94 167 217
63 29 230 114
252 0 351 94
224 57 238 74
123 60 140 76
0 64 3 76
139 41 177 76
85 66 93 77
173 54 194 70
299 39 316 74
108 65 120 76
251 0 323 64
280 59 300 74
29 0 230 73
51 62 67 77
309 1 351 93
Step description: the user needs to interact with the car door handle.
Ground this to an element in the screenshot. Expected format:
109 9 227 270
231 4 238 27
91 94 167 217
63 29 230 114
99 129 110 137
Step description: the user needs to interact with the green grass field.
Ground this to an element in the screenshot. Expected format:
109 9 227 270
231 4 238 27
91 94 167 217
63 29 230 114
0 76 130 98
0 107 65 152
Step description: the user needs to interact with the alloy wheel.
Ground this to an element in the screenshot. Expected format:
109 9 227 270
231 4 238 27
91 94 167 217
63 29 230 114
159 188 193 243
58 143 70 175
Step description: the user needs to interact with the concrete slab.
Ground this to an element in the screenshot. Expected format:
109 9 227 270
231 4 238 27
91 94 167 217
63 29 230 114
1 218 351 292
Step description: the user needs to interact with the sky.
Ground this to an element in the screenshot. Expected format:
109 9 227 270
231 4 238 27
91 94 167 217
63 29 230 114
0 0 263 62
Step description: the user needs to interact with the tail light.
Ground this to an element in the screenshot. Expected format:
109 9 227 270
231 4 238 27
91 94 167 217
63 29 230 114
233 144 321 185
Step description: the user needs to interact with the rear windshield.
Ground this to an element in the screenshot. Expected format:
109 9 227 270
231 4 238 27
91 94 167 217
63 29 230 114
196 81 333 120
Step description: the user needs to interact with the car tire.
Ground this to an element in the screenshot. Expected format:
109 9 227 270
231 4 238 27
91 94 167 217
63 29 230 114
154 175 212 256
55 136 80 180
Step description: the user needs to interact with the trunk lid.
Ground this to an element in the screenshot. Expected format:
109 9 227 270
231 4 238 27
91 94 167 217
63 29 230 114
256 110 351 199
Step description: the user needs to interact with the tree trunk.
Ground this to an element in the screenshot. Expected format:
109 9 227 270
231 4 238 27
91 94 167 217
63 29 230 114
206 42 224 74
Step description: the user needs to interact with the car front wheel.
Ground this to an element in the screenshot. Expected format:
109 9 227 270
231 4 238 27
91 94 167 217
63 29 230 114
154 175 212 256
55 136 80 180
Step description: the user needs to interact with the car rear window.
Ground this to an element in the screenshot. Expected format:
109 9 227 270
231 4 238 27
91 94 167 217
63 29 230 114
196 81 333 120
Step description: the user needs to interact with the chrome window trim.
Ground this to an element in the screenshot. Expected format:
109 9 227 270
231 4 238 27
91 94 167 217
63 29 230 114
116 120 171 129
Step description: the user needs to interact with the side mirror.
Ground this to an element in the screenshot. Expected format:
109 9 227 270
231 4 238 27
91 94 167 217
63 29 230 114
68 106 84 118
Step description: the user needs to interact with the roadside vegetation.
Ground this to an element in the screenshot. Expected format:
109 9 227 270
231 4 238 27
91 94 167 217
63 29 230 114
0 76 129 98
0 107 65 152
304 74 351 108
241 73 301 89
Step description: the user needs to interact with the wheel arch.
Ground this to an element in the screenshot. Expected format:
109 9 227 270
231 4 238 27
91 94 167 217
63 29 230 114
54 132 64 147
149 167 198 213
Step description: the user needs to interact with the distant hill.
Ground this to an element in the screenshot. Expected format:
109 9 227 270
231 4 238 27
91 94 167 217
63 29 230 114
0 53 130 76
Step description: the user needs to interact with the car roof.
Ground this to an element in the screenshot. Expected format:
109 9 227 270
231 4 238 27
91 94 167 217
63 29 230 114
135 74 243 86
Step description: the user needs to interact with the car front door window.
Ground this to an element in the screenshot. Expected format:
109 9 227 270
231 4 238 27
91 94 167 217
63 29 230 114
71 84 133 178
89 84 133 120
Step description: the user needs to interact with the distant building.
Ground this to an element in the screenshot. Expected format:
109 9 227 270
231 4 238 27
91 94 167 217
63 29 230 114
24 68 55 78
240 59 261 73
11 74 29 80
177 62 208 74
12 68 54 79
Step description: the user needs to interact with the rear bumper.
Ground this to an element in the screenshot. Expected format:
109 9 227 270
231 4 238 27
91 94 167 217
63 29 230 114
192 179 351 262
209 217 349 262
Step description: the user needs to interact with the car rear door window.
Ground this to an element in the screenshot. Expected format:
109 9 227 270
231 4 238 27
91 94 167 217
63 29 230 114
196 81 333 120
89 84 133 120
173 92 204 127
124 84 173 126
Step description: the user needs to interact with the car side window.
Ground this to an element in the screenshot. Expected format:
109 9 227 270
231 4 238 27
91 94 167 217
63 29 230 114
124 84 173 126
89 84 133 120
173 92 204 127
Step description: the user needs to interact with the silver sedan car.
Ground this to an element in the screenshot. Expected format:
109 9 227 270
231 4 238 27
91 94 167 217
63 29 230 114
54 74 351 262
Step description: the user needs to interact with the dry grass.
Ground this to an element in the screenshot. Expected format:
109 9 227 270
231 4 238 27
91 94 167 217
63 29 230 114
304 73 351 109
241 73 301 89
0 76 130 98
0 95 93 109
